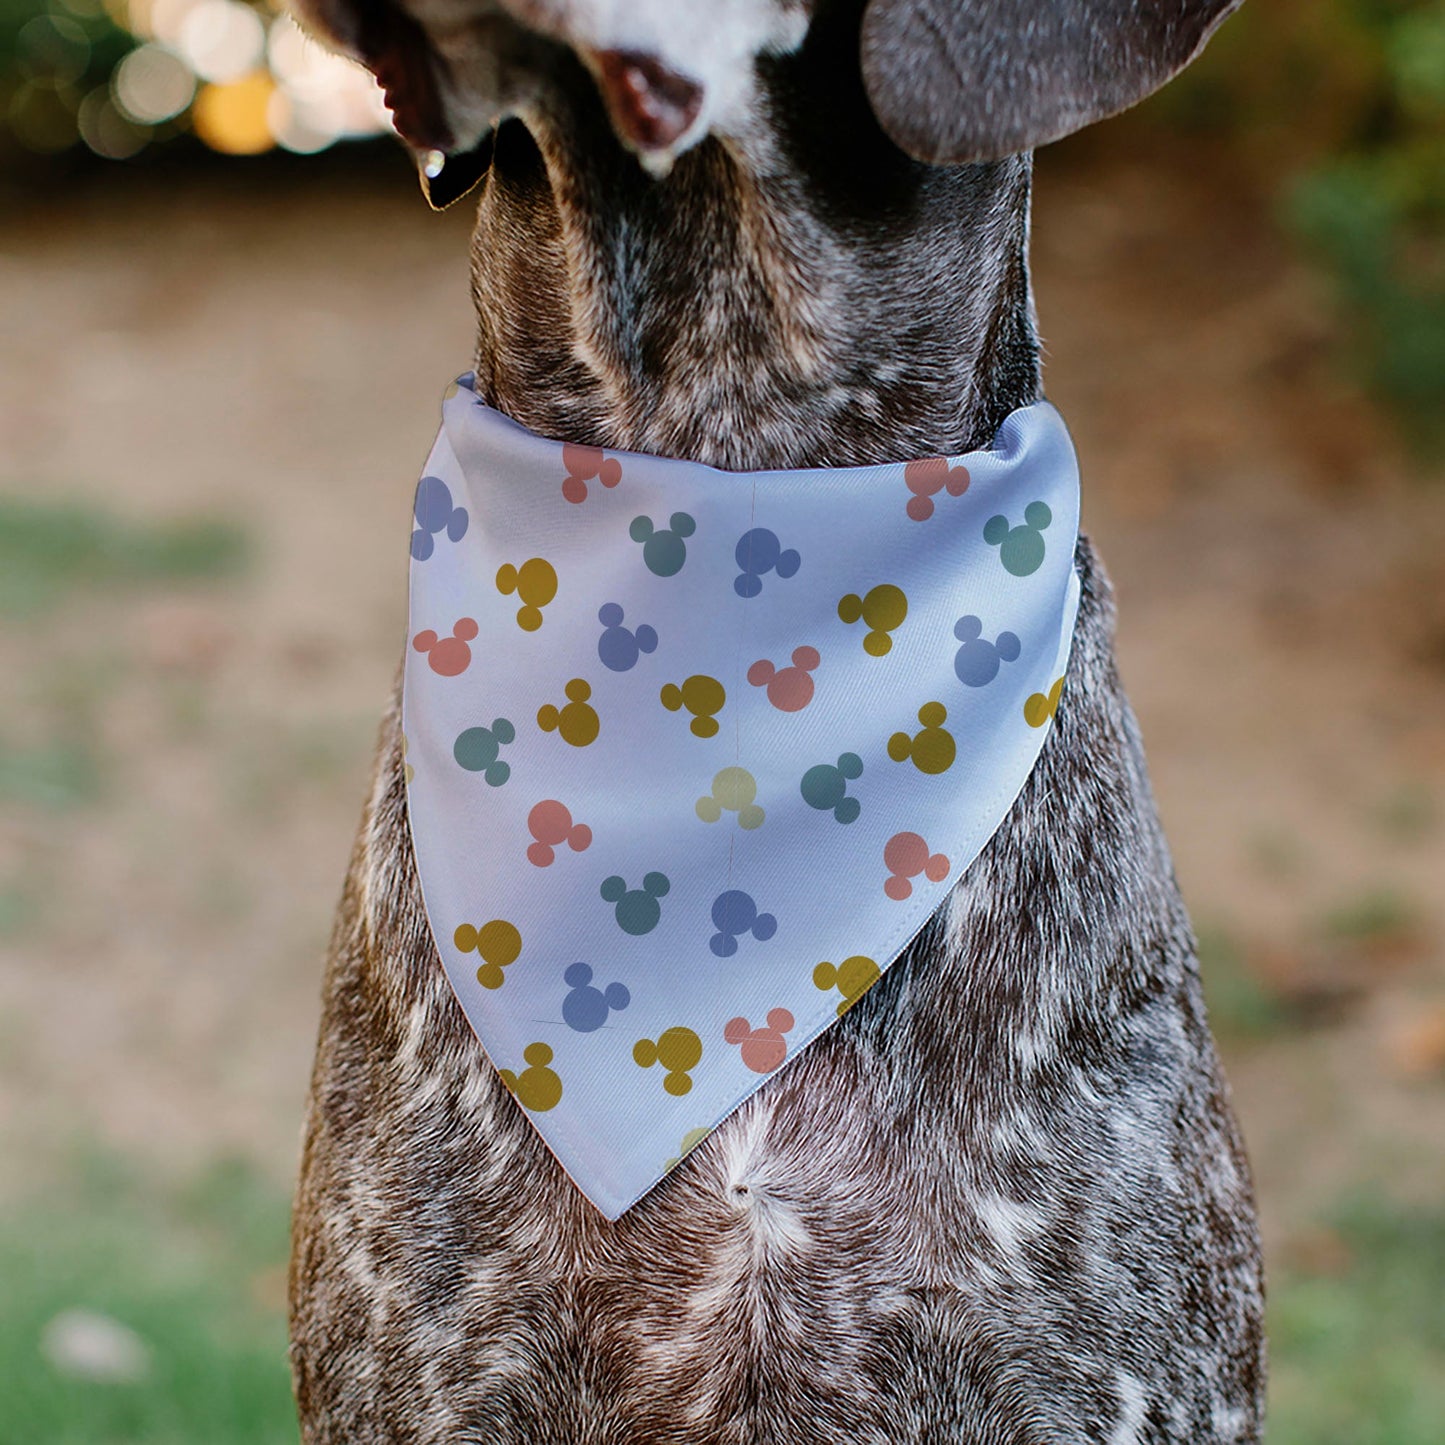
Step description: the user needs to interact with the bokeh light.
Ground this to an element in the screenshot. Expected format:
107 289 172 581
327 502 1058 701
3 0 394 159
112 43 194 124
191 68 272 153
175 0 265 84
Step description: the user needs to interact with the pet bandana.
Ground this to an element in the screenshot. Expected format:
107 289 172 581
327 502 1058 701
402 375 1081 1218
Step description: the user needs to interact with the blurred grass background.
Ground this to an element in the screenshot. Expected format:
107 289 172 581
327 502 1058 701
2 1 1443 1442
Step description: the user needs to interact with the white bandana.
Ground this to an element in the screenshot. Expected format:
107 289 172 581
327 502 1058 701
402 375 1081 1218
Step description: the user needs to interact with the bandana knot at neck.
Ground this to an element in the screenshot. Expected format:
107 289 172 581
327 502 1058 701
402 375 1081 1218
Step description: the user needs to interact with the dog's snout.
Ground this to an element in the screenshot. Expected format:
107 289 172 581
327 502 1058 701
593 50 704 153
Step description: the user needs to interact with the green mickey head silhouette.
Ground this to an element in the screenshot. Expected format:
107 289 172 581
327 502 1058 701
983 501 1052 577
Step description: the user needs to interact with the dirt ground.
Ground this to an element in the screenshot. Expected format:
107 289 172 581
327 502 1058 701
1 138 1442 1265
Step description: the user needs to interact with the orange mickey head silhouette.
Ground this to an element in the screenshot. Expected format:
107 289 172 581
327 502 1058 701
813 955 881 1017
888 701 956 775
561 441 622 504
747 646 819 713
660 675 725 738
724 1008 795 1074
499 1042 562 1111
904 457 969 522
526 799 592 866
453 919 522 990
634 1026 703 1096
496 557 558 631
838 584 908 656
1024 675 1066 728
412 618 478 677
883 832 950 901
538 678 600 747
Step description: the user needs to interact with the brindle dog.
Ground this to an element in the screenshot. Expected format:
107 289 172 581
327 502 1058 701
286 2 1266 1440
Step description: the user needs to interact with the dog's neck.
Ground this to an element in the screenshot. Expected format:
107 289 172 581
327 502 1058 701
464 24 1041 471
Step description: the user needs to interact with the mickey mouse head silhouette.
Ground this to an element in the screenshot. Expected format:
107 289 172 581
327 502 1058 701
1024 675 1066 728
747 647 819 712
500 1042 562 1111
630 512 696 577
888 702 956 775
983 501 1052 577
600 870 670 935
709 889 777 958
733 527 800 598
597 603 658 672
837 584 908 656
953 615 1022 687
453 918 522 990
562 961 630 1032
665 1127 711 1172
661 675 725 738
800 752 864 823
496 557 558 631
453 718 515 785
724 1008 795 1073
633 1026 703 1095
813 955 881 1017
904 457 969 521
883 831 951 901
412 618 478 677
526 799 592 866
561 441 622 504
696 767 764 830
410 475 468 560
538 679 599 747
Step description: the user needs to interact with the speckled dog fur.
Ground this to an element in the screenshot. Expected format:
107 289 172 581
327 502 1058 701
288 1 1265 1439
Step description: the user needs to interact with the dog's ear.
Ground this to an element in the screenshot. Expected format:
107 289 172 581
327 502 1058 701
860 0 1244 165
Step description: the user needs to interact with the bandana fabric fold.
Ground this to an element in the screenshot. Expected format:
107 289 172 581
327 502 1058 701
401 376 1081 1218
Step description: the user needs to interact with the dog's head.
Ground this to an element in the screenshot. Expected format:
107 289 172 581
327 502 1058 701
292 0 1243 204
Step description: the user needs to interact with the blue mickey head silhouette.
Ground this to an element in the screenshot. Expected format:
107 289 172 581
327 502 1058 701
600 871 671 935
597 603 658 672
952 616 1022 687
983 501 1052 577
453 718 516 785
733 527 801 599
562 961 630 1032
709 889 778 958
800 752 864 824
629 512 697 577
411 475 469 561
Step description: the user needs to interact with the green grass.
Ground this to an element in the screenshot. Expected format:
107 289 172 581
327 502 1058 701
0 1154 297 1445
1269 1197 1445 1445
2 1152 1441 1442
0 496 249 618
1198 924 1289 1040
0 737 105 811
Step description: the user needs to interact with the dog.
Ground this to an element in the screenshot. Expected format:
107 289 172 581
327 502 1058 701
287 2 1266 1440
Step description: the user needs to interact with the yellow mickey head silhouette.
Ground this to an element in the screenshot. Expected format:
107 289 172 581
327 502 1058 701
499 1042 562 1111
813 955 881 1017
496 557 558 631
454 919 522 990
837 584 908 657
665 1126 712 1172
1024 676 1065 728
634 1026 703 1096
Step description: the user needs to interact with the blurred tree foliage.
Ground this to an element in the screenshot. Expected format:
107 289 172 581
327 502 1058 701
1169 0 1445 450
0 0 136 163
